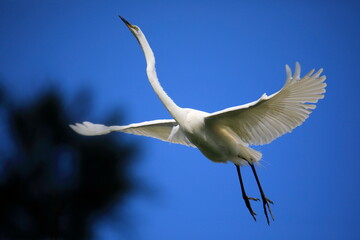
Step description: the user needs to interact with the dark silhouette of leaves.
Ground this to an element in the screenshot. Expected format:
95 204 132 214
0 87 138 239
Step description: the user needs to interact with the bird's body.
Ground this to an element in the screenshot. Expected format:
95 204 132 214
70 17 326 224
181 109 262 165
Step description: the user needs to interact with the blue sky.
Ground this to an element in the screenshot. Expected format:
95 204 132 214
1 0 360 239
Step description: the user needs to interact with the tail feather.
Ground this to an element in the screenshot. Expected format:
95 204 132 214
247 147 262 162
236 144 262 165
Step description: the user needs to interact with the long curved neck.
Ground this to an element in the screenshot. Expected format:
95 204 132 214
135 29 182 120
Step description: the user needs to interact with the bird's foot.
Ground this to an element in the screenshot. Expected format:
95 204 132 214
261 196 274 225
248 196 260 201
243 195 259 221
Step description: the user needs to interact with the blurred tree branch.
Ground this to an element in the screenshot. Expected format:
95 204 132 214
0 86 138 239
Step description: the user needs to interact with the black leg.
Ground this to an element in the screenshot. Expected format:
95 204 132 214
235 164 259 221
249 162 274 225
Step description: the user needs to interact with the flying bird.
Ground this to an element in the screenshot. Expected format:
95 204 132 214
70 17 326 224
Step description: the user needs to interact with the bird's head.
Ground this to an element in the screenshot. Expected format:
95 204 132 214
119 16 141 37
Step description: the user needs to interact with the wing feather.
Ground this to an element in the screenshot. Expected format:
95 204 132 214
70 119 195 147
205 62 326 145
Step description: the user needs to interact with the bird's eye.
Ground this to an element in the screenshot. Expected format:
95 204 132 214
131 25 140 31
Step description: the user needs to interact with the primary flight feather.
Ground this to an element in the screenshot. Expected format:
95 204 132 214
70 17 326 224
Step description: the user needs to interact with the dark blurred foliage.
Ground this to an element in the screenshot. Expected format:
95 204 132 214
0 87 138 239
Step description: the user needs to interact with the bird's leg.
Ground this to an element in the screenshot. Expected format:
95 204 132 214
249 162 274 225
235 164 259 221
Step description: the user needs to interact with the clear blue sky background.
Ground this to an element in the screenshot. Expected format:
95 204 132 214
1 0 360 239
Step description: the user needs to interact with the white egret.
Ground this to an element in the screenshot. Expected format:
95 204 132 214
70 17 326 224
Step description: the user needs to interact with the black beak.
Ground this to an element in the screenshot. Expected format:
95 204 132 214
119 16 132 27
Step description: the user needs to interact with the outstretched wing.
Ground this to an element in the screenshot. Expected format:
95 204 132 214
205 62 326 146
69 119 195 147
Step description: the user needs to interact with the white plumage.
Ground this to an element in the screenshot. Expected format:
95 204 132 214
70 17 326 223
70 61 326 163
206 63 325 146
